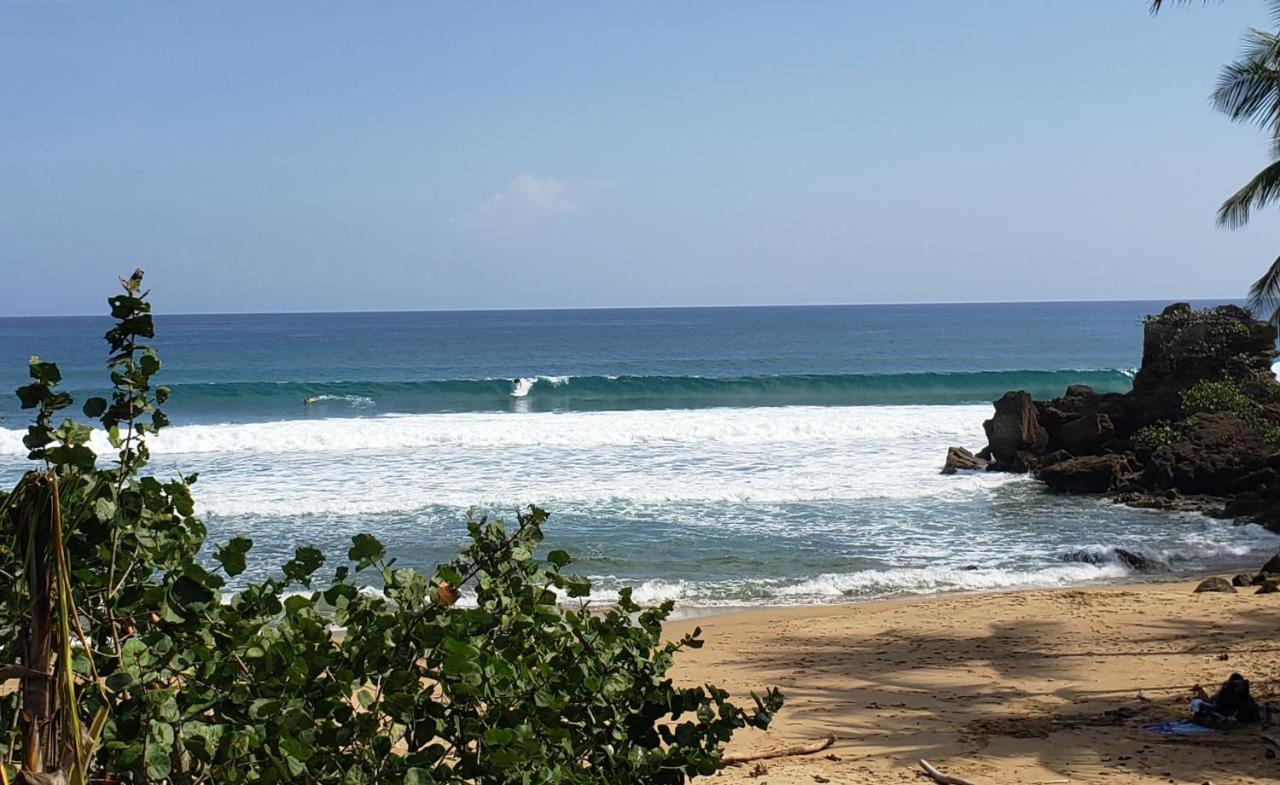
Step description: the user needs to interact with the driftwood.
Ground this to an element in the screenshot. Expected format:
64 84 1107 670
721 734 835 765
919 759 979 785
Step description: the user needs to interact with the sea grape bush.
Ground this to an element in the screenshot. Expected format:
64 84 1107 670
0 271 782 784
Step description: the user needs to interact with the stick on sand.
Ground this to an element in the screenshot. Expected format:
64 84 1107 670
919 759 979 785
720 734 835 765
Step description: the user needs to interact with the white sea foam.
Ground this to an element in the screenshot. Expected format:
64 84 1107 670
6 402 1277 608
10 405 1001 516
0 404 993 456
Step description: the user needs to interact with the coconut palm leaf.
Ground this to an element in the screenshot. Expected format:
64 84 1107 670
1247 253 1280 323
1213 28 1280 133
1217 158 1280 228
1150 1 1280 27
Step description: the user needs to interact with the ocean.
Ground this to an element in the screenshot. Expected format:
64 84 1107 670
1 300 1276 607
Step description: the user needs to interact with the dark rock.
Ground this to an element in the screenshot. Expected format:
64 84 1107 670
1039 449 1074 468
1113 548 1163 573
941 446 986 475
1038 454 1136 494
1193 577 1237 594
1260 552 1280 576
1257 582 1280 594
983 391 1049 472
1231 573 1256 587
1132 305 1278 425
1141 414 1271 494
1059 413 1115 456
967 303 1280 528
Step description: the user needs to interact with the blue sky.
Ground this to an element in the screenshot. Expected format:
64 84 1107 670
2 1 1278 314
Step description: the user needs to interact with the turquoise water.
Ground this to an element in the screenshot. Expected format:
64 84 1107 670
1 301 1276 605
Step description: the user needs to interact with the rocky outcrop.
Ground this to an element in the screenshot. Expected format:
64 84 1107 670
1059 413 1115 455
982 391 1049 471
1140 413 1273 494
1039 454 1137 494
946 304 1280 532
1132 303 1276 424
941 447 986 474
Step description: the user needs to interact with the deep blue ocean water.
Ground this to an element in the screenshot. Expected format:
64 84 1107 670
2 300 1276 606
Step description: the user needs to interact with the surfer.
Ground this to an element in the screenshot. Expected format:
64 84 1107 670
304 396 319 405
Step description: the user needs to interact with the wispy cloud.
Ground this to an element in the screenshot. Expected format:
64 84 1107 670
453 175 603 231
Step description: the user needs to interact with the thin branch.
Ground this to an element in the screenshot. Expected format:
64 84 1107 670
919 759 980 785
720 734 834 765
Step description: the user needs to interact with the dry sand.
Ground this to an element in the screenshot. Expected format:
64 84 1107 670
669 581 1280 784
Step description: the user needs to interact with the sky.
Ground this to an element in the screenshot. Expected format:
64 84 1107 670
2 1 1280 315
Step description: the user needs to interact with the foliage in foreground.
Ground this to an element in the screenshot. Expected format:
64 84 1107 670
0 271 782 784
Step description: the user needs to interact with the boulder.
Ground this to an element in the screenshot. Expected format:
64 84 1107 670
1193 577 1237 594
1059 413 1115 456
1258 582 1280 594
1113 548 1163 573
983 391 1049 472
1232 573 1257 587
1038 454 1136 494
941 446 986 475
1260 552 1280 576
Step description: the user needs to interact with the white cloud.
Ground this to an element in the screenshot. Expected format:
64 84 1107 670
453 175 600 231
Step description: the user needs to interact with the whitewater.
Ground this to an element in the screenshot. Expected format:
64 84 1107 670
3 402 1275 606
1 301 1276 607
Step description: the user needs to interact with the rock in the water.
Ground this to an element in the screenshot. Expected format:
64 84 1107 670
983 391 1049 472
1113 548 1163 573
1038 454 1135 494
941 446 986 475
1193 577 1237 594
1232 573 1256 587
1059 413 1115 455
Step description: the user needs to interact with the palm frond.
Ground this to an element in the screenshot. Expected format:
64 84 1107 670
1149 0 1223 13
1150 0 1280 27
1247 253 1280 324
1217 158 1280 228
1213 29 1280 132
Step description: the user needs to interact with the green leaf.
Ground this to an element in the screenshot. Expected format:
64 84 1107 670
94 497 117 521
145 723 174 781
283 545 325 585
348 533 386 569
248 699 281 720
214 536 253 577
28 356 61 385
547 549 572 567
405 768 432 785
83 396 108 418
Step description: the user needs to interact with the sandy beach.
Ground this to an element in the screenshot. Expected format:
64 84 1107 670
670 580 1280 784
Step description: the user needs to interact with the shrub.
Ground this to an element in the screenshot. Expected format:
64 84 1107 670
1132 421 1189 450
0 272 782 784
1180 379 1259 421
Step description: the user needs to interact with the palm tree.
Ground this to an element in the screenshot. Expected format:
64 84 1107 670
1151 1 1280 321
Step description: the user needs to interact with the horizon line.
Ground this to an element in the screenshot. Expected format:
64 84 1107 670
0 295 1246 320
